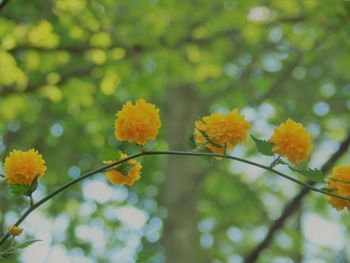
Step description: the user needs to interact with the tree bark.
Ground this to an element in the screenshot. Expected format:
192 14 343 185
160 84 205 263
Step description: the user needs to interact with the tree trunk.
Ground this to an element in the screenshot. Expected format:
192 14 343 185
160 84 205 263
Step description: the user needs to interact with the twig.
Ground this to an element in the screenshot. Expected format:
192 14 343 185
29 194 34 207
0 0 10 11
244 131 350 263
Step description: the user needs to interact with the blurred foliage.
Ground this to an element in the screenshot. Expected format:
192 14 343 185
0 0 350 262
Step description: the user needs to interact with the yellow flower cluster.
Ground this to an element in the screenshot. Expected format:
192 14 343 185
269 118 312 163
3 97 348 216
114 98 161 145
104 153 142 186
326 166 350 211
4 149 46 185
194 109 250 154
8 225 23 236
109 98 161 185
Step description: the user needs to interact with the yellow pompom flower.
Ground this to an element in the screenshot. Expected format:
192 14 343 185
8 226 23 236
194 109 250 154
104 153 142 186
326 166 350 211
115 98 161 145
3 149 47 185
269 118 312 163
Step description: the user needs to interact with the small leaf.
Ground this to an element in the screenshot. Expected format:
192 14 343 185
251 135 274 156
187 134 196 149
115 163 135 176
198 129 222 149
289 167 325 183
28 176 39 194
321 187 337 193
328 177 350 185
275 159 287 166
1 240 42 257
9 184 30 196
1 251 12 258
0 173 4 178
9 177 39 197
16 239 42 249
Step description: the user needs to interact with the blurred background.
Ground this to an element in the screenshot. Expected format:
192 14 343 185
0 0 350 262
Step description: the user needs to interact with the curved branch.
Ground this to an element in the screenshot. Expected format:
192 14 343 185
0 152 144 246
0 149 348 248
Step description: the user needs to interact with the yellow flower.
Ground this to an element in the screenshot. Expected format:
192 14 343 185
104 153 142 186
194 109 250 154
326 166 350 211
3 149 46 185
115 98 161 145
269 118 312 163
8 226 23 236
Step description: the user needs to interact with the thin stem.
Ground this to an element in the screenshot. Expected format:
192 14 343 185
0 150 346 247
7 236 15 249
270 155 281 168
143 151 346 200
328 177 350 185
29 194 34 207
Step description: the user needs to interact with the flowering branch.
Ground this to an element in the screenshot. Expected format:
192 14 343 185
0 152 143 247
244 131 350 263
0 149 349 248
1 99 349 257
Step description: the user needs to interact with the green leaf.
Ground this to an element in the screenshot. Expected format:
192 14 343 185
328 177 350 185
0 240 42 257
198 129 222 149
289 167 325 183
187 134 196 149
115 163 135 176
16 239 42 249
321 187 337 192
0 173 4 178
275 159 287 166
9 184 30 196
251 135 274 156
8 176 39 197
28 176 39 194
